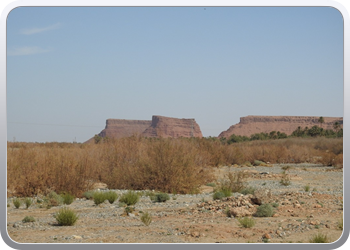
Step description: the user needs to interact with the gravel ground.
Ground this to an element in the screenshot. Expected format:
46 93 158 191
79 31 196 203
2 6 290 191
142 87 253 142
6 163 344 244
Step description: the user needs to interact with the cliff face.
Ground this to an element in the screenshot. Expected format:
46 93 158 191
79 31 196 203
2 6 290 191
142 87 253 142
98 119 152 139
86 115 202 142
141 115 203 138
218 116 343 138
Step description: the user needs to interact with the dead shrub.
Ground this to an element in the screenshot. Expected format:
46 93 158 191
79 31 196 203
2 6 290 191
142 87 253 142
333 154 343 168
317 151 336 166
7 137 342 197
99 137 214 194
219 171 247 193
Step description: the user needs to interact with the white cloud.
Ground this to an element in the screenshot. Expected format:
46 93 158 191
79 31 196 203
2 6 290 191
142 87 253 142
7 46 52 56
20 23 61 35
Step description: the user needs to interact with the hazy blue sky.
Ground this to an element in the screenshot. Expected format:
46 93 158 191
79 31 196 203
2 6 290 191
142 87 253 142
7 7 343 142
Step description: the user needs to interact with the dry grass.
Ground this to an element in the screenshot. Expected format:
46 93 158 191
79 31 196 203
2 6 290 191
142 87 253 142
7 137 342 197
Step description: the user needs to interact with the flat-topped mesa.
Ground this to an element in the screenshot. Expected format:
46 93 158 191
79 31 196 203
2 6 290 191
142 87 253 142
218 115 343 138
98 119 152 139
83 119 151 142
141 115 203 138
85 115 203 142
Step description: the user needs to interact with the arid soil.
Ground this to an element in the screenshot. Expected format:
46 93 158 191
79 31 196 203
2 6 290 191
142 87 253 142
6 164 343 244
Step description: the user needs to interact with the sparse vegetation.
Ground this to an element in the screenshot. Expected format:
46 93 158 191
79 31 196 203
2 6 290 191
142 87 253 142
262 238 269 243
83 190 95 200
219 187 232 197
105 191 118 204
280 171 291 186
154 193 170 203
46 191 63 208
54 207 79 226
219 171 247 194
61 192 75 205
240 187 256 195
213 191 225 200
93 191 107 205
254 160 268 166
338 217 343 230
13 198 21 209
24 198 32 209
271 202 279 208
119 191 139 206
141 212 152 226
237 217 255 228
309 233 330 243
22 216 35 223
254 204 275 217
304 185 310 192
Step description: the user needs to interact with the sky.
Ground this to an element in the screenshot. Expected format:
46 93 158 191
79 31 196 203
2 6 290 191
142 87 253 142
6 7 344 142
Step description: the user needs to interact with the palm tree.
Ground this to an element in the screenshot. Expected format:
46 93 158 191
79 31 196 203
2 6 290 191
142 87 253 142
333 122 340 135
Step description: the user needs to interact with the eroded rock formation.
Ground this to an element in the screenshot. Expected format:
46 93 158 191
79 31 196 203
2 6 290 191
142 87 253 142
141 115 203 138
218 116 343 138
99 119 152 139
86 115 202 142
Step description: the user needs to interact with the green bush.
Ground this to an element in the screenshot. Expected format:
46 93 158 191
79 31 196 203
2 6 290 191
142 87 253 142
237 217 256 228
154 193 170 202
105 191 118 204
220 187 232 197
22 216 35 223
61 193 75 205
271 202 279 208
141 212 152 226
46 191 63 207
254 204 275 217
213 191 225 200
13 198 21 209
119 191 139 206
93 191 107 205
54 207 79 226
144 191 156 201
24 198 33 209
83 190 95 200
254 160 267 166
304 185 310 192
240 187 256 195
243 161 253 167
118 202 127 207
309 233 330 243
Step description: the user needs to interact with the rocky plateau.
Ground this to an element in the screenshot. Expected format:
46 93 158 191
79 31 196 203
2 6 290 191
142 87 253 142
87 115 343 142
